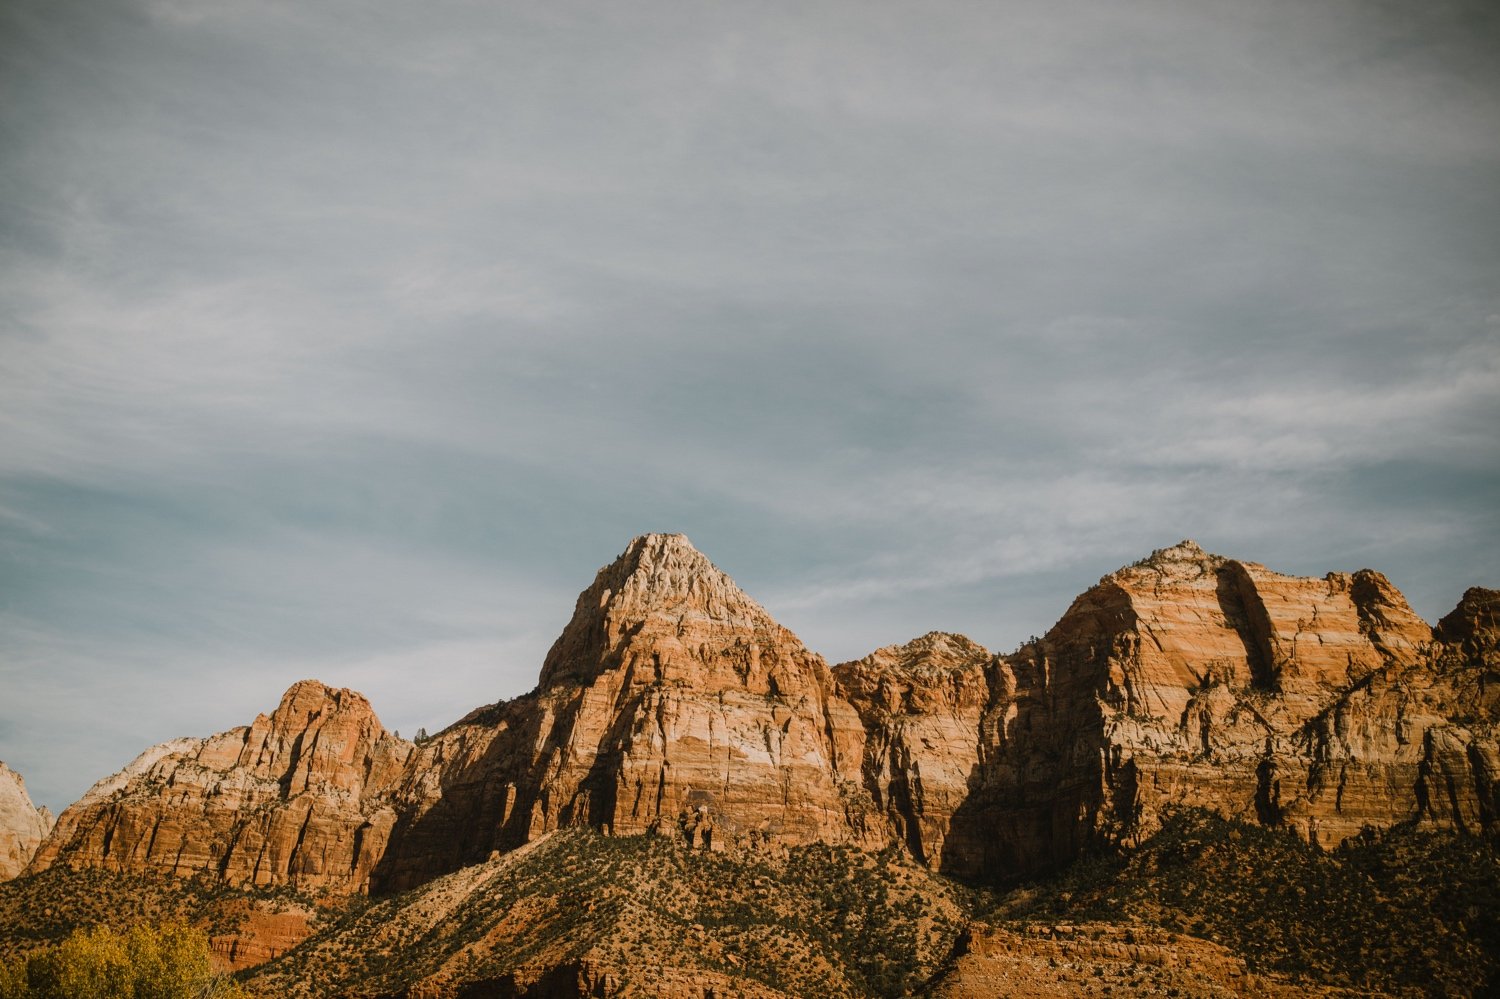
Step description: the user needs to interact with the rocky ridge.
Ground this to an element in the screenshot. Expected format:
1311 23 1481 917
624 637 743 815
23 535 1500 900
29 681 412 892
0 762 52 881
372 532 875 893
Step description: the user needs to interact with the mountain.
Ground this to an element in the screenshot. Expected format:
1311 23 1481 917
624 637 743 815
9 533 1499 994
372 532 875 894
29 681 412 893
0 762 51 880
27 535 1499 894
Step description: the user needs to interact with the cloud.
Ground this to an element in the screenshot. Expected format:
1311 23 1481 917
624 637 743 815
1 0 1497 813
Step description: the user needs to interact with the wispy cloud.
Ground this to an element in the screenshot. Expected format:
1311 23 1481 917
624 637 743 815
2 0 1497 812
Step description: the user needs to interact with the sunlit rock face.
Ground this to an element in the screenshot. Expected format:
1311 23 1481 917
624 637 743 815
0 761 52 880
834 631 993 870
1025 541 1463 853
25 534 1498 897
374 533 878 892
29 681 412 892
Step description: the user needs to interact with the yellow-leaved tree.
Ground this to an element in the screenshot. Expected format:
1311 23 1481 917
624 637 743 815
0 923 252 998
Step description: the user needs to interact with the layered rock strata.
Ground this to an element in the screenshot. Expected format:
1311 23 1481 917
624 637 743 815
30 681 412 892
373 533 876 891
24 534 1500 898
0 762 52 880
834 632 993 870
1057 542 1472 849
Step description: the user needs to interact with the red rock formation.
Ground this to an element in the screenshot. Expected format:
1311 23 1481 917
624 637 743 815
833 632 992 868
1012 541 1471 854
29 681 412 892
24 534 1498 901
924 921 1320 998
209 901 317 970
0 762 52 881
374 534 875 891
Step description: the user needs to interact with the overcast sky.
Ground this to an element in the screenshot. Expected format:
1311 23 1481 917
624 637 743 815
2 0 1497 813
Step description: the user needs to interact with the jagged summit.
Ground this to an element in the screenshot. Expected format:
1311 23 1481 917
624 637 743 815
837 631 992 679
28 679 412 892
537 532 798 691
1110 539 1224 584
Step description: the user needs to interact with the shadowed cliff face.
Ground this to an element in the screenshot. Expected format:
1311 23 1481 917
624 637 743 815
22 535 1500 899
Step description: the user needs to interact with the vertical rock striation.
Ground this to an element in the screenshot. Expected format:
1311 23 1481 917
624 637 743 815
29 681 412 892
374 533 874 891
833 632 992 870
21 534 1499 899
0 761 52 880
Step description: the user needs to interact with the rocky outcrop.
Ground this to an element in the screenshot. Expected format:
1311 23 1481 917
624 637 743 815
29 681 412 892
0 762 52 880
1027 541 1472 852
209 902 318 971
834 632 993 869
925 922 1329 998
25 534 1498 900
836 542 1487 881
373 534 875 891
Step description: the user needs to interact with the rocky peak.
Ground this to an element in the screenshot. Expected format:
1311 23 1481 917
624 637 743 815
30 681 412 892
855 632 993 676
0 761 53 880
1434 586 1500 658
538 533 815 694
230 680 401 797
1348 569 1432 660
1111 539 1224 586
835 632 993 712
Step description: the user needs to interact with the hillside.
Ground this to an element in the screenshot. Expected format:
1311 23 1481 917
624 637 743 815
0 864 324 971
248 828 970 998
238 814 1500 997
979 809 1500 997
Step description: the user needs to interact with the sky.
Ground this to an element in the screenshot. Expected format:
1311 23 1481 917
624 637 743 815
2 0 1498 814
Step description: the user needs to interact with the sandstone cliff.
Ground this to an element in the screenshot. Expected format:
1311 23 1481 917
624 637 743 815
29 681 412 892
373 533 876 892
23 534 1498 900
0 762 52 880
1054 542 1484 850
833 631 993 870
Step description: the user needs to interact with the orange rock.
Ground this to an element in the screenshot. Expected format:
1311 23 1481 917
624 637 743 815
30 681 411 892
25 535 1499 899
834 631 993 868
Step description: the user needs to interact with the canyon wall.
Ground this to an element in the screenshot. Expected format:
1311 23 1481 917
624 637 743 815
25 534 1499 895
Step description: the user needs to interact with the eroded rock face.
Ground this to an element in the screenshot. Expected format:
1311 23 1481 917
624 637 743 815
1031 542 1471 852
25 534 1498 900
29 681 412 892
834 632 993 869
924 921 1319 998
374 534 875 891
863 543 1487 881
0 762 52 880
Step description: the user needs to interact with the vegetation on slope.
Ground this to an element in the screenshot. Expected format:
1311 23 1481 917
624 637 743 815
5 813 1496 997
986 809 1500 997
0 866 313 964
0 922 252 998
252 829 969 998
